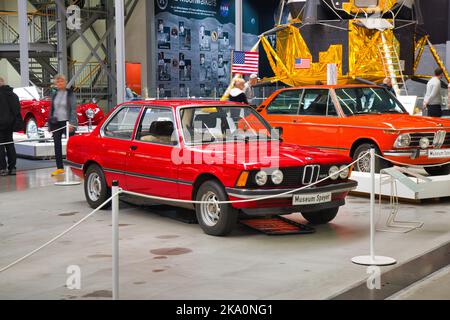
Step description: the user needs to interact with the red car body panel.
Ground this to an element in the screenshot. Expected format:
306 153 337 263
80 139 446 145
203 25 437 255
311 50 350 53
67 100 357 213
20 98 105 129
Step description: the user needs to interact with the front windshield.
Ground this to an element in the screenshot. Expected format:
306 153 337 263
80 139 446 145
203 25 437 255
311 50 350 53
335 87 407 116
180 106 275 144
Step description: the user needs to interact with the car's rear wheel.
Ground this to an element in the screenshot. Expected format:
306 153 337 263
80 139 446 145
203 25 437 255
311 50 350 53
195 180 238 236
353 143 391 173
424 164 450 176
84 164 111 209
301 207 339 225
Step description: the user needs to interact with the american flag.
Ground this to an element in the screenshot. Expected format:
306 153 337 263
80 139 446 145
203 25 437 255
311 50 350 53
231 51 259 75
295 58 311 69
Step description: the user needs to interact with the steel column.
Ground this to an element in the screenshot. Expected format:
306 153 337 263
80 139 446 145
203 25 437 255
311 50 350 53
235 0 243 51
115 0 126 105
17 0 29 86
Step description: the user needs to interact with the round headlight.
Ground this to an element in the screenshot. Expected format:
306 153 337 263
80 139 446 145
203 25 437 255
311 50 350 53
85 108 95 119
271 169 284 185
339 165 350 179
394 133 411 148
329 166 339 180
419 137 430 149
255 171 268 186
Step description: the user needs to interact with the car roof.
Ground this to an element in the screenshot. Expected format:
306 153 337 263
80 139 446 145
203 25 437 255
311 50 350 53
120 99 246 109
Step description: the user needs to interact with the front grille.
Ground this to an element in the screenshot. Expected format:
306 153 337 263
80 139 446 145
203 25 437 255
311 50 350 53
409 132 450 147
245 165 343 188
409 133 436 147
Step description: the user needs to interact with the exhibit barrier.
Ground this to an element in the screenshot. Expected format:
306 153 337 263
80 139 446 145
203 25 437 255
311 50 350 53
5 149 449 297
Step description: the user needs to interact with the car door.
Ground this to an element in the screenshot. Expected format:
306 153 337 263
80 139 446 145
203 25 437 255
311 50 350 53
99 106 142 186
291 88 341 153
261 89 303 139
125 107 180 198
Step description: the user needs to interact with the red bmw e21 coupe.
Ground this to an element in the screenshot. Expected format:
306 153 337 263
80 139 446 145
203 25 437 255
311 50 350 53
66 100 358 236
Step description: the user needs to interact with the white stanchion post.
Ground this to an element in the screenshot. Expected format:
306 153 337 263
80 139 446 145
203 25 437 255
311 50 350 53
55 121 81 186
352 149 397 266
112 181 119 300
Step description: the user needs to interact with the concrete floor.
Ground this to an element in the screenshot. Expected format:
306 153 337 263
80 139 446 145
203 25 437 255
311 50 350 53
0 168 449 300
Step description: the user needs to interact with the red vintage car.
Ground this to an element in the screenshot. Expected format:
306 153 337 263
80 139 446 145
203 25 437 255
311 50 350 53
66 100 357 236
19 97 104 135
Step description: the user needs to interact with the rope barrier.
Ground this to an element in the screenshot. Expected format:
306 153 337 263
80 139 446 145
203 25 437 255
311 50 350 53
0 192 120 274
0 125 68 146
0 152 369 274
120 154 366 205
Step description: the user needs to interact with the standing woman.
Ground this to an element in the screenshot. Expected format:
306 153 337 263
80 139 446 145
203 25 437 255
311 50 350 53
49 74 78 176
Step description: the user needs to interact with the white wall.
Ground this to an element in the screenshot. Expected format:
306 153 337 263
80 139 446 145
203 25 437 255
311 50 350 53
125 0 147 93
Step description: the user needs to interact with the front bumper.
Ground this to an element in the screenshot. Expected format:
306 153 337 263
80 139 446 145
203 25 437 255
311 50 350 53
226 180 358 215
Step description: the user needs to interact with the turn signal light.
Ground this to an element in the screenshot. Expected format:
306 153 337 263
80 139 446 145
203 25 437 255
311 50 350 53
236 171 249 187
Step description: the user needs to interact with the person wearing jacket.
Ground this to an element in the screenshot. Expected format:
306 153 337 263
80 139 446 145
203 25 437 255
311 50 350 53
0 77 22 176
49 74 78 176
423 68 444 117
229 78 249 104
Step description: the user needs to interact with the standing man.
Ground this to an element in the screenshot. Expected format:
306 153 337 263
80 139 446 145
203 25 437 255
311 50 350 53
0 77 22 176
49 74 78 176
424 68 444 117
244 74 258 107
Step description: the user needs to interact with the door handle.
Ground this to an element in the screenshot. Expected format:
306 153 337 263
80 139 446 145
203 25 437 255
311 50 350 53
130 145 138 151
293 119 301 123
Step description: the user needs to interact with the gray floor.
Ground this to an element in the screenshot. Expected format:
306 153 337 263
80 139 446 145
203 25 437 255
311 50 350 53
0 168 449 300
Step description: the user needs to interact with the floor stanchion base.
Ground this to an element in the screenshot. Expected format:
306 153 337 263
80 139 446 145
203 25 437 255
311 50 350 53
351 255 397 266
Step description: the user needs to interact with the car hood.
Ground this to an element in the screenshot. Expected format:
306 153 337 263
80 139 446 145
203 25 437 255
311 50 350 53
185 142 351 170
345 114 450 131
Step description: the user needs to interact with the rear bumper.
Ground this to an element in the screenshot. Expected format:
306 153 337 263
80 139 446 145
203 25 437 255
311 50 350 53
226 180 358 214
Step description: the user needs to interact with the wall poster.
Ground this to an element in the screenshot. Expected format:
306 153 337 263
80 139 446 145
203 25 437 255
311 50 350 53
155 0 259 98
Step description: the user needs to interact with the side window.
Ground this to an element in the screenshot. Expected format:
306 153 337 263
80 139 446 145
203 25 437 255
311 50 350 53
266 90 303 115
104 107 140 139
136 108 177 145
300 89 337 116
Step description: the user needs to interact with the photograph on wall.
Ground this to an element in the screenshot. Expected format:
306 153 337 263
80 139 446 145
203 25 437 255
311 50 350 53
179 22 191 50
157 19 171 49
158 84 171 98
199 25 211 51
158 52 171 81
179 53 192 81
179 83 187 97
217 54 229 83
219 31 230 52
199 53 211 82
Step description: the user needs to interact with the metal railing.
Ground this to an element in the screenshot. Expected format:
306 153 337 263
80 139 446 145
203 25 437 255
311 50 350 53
0 8 57 44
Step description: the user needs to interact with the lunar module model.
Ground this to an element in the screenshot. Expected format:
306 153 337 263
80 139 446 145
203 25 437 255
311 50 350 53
260 0 449 96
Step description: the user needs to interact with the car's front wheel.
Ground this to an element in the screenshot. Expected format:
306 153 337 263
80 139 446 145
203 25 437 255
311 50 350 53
424 164 450 176
353 143 391 173
301 207 339 225
25 116 38 139
84 164 111 209
195 180 238 236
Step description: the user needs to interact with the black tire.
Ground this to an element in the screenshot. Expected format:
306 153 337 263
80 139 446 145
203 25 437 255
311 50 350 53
352 143 391 173
424 164 450 176
195 180 238 236
84 164 111 209
301 207 339 225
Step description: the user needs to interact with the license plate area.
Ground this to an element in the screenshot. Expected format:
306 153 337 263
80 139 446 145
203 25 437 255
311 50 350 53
293 192 332 205
428 149 450 159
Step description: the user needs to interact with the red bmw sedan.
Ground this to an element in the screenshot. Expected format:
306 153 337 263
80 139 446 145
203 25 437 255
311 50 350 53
66 100 357 236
